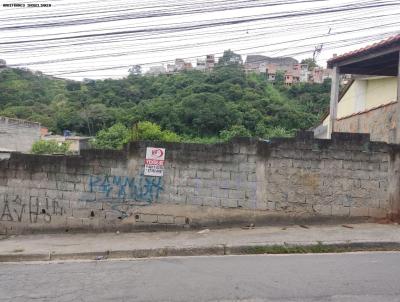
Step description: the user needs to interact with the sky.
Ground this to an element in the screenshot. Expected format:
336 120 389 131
0 0 399 80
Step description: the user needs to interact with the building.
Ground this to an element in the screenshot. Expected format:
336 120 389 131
311 67 324 83
266 64 277 82
284 72 300 86
0 59 6 68
184 62 193 70
146 65 166 76
166 64 176 73
244 55 298 74
314 34 400 142
196 58 206 71
300 64 309 82
205 54 215 70
0 116 40 152
166 59 193 74
42 134 91 154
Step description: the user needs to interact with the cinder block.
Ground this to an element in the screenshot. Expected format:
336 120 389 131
213 170 230 179
228 190 245 199
239 144 257 155
380 162 389 172
239 162 257 173
230 172 248 182
186 178 200 187
368 208 387 218
177 186 195 196
369 153 387 162
221 199 238 208
313 204 332 216
174 216 188 225
266 201 276 210
179 169 196 179
276 149 302 159
30 172 47 181
187 196 204 206
247 172 257 182
202 197 221 207
66 216 83 227
238 199 255 209
196 170 214 179
245 190 257 200
137 213 158 223
194 188 212 197
323 159 343 170
350 207 369 217
78 192 97 202
247 155 257 163
157 214 175 224
331 205 350 217
360 180 379 190
211 189 229 198
359 162 379 171
219 180 239 190
351 151 370 162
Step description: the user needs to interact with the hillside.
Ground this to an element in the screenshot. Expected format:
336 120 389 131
0 65 330 141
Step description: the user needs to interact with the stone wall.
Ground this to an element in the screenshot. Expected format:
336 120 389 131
0 132 398 234
0 116 41 152
334 101 397 143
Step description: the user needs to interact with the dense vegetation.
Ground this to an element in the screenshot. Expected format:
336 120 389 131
31 140 71 155
0 60 330 147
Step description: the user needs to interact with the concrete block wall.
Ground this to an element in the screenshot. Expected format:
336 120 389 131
0 116 41 152
259 132 389 219
0 132 397 234
334 102 397 144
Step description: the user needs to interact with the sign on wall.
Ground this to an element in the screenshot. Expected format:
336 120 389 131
144 147 165 176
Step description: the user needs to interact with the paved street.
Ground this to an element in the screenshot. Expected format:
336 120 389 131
1 252 400 302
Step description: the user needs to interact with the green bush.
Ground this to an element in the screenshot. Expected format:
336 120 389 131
91 121 182 150
31 140 70 155
219 125 251 141
132 121 181 142
90 123 130 149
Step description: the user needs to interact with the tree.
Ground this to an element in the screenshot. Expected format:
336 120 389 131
129 65 142 76
90 123 131 149
300 58 319 70
219 125 251 141
0 61 330 143
132 121 181 142
218 50 242 66
274 71 285 86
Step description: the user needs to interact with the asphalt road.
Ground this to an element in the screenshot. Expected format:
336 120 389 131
1 252 400 302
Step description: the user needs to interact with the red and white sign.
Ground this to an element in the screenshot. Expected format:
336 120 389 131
144 147 165 176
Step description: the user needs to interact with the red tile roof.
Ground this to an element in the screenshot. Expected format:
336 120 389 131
327 34 400 67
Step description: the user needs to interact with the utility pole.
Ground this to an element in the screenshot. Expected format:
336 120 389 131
313 27 331 62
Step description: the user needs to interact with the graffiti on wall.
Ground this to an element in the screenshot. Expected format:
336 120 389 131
86 173 164 219
0 194 65 223
88 173 164 205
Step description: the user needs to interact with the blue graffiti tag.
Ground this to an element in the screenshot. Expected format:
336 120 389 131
89 173 163 204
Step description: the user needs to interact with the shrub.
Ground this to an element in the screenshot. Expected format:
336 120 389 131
31 140 71 155
90 123 130 149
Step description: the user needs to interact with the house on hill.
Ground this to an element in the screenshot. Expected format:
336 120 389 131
244 55 298 74
314 34 400 142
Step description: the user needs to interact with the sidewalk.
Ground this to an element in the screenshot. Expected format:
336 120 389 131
1 223 400 262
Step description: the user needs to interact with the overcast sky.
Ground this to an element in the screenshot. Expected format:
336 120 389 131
0 0 399 80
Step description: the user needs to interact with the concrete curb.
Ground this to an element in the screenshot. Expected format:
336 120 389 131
1 241 400 263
